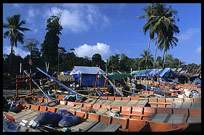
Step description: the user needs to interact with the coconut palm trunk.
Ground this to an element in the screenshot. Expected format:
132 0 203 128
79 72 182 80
9 39 15 73
162 46 167 69
153 37 159 68
145 38 151 69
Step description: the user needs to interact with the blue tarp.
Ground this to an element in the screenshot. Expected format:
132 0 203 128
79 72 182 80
158 68 175 78
141 69 151 76
148 69 159 76
71 66 106 87
81 74 105 87
197 84 201 88
34 110 81 127
192 78 201 84
73 74 80 79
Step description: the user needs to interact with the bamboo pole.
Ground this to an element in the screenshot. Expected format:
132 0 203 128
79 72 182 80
29 73 32 94
104 73 107 90
94 72 99 90
16 74 18 98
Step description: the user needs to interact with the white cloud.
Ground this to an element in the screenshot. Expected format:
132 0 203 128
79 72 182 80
45 4 110 33
74 43 113 60
26 8 41 24
195 46 201 53
178 28 200 42
3 45 30 58
13 4 21 8
28 8 36 18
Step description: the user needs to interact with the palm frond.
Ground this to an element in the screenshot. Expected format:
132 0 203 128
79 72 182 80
4 31 10 38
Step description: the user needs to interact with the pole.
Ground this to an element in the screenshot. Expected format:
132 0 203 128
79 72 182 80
58 49 59 75
104 73 107 90
23 71 24 81
29 73 32 94
16 74 18 98
20 63 22 74
94 72 99 90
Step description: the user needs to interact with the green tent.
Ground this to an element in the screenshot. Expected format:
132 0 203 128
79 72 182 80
108 73 131 80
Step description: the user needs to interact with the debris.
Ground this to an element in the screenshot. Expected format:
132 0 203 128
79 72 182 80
34 110 82 128
34 111 63 127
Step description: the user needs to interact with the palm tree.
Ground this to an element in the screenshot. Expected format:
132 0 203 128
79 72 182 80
3 14 31 72
158 23 180 68
149 3 179 68
156 56 163 68
138 3 156 69
139 50 153 69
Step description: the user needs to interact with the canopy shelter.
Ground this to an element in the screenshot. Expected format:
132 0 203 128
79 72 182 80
70 66 105 87
108 73 131 80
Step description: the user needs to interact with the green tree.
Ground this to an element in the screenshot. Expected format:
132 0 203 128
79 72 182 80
92 53 103 67
148 3 179 68
107 54 120 73
138 3 156 69
186 63 198 68
60 52 76 71
3 14 31 73
57 47 66 72
41 15 63 71
158 23 179 68
165 54 174 67
156 56 163 68
139 50 153 69
22 38 39 62
120 53 130 72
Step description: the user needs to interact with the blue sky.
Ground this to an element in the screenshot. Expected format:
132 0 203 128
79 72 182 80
3 3 201 65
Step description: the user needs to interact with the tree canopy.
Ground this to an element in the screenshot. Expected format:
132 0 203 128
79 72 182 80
41 15 63 71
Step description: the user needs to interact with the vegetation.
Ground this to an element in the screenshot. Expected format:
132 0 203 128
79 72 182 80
41 15 63 72
139 3 180 69
139 50 153 69
3 5 199 85
3 14 31 74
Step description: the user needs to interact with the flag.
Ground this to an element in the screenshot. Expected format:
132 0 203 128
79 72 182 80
29 59 32 66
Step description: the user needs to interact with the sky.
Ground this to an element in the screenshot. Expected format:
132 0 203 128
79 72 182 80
3 3 201 65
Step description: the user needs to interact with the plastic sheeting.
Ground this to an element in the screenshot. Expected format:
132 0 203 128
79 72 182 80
34 110 82 128
108 73 131 80
81 74 105 87
158 68 175 78
34 111 63 127
71 66 105 75
192 78 201 84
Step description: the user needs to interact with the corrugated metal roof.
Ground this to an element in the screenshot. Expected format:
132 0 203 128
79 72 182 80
71 66 105 75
